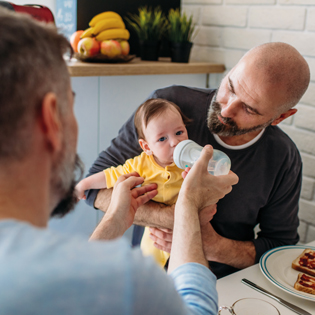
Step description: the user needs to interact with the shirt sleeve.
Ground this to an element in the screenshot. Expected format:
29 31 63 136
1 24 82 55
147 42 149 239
104 156 141 188
253 152 301 262
131 257 218 315
170 263 218 315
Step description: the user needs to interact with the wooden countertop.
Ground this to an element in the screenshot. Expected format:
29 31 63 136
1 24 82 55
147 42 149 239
67 57 225 77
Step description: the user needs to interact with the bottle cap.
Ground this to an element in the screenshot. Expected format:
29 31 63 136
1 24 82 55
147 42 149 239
173 139 194 169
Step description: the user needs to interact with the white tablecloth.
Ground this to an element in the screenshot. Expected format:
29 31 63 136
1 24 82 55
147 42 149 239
217 241 315 314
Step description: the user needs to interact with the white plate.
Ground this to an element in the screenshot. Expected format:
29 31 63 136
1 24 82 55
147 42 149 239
260 245 315 301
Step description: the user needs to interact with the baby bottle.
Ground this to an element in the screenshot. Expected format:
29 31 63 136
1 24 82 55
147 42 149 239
173 140 231 176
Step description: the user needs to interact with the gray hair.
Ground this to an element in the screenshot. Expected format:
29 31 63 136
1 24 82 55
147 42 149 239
0 8 72 160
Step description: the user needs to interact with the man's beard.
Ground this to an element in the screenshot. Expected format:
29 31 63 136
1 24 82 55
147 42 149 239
51 154 84 218
207 93 273 137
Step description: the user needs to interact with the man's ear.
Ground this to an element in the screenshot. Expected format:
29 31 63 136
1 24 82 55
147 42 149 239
40 92 63 152
271 108 297 126
139 139 152 155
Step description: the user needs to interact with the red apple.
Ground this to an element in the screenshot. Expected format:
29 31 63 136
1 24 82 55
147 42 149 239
70 30 84 53
120 40 130 56
100 40 122 58
77 37 100 57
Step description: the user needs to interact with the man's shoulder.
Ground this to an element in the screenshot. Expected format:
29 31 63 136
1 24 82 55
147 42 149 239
0 220 132 269
0 221 173 313
0 220 161 289
264 125 301 161
152 85 216 100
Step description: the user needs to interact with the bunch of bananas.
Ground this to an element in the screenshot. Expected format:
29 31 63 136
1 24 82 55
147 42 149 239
81 11 130 42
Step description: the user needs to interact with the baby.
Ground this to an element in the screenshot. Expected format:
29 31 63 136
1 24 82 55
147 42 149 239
76 98 191 267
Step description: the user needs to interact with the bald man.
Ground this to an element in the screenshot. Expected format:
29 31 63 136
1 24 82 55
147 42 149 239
86 42 310 278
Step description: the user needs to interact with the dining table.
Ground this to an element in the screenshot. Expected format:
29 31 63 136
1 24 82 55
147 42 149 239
217 240 315 314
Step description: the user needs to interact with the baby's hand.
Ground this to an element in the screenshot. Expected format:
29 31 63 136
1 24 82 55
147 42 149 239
181 167 191 180
75 182 86 200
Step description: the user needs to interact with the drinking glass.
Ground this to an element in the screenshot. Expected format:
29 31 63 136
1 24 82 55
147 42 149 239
218 298 280 315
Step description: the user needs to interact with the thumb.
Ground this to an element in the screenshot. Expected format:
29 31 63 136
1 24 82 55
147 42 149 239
194 145 213 170
124 175 144 189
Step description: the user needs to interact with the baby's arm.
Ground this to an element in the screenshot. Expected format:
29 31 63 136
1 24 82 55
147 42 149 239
75 171 107 200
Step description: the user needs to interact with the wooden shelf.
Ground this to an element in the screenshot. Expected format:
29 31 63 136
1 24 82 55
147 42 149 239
67 57 225 77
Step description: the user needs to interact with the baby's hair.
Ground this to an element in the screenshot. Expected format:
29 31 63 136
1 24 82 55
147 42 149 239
134 98 192 140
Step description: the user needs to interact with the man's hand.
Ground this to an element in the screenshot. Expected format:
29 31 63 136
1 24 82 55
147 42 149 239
149 227 173 253
178 145 239 210
75 181 87 200
106 172 158 232
90 172 157 241
200 222 256 269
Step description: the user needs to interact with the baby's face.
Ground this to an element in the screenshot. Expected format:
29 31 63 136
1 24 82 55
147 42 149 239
142 107 188 168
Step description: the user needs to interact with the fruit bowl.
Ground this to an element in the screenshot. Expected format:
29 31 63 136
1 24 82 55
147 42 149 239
74 53 136 63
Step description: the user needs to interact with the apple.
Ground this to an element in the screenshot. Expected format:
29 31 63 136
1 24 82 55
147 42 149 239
120 40 130 56
100 40 122 58
70 30 84 53
77 37 100 57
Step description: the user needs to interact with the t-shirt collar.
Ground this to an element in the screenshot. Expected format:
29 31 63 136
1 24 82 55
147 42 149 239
213 129 265 150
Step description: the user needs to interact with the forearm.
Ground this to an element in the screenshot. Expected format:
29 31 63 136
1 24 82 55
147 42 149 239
89 214 125 241
202 223 256 269
94 188 113 212
94 188 175 229
168 199 208 273
78 172 107 193
133 201 174 229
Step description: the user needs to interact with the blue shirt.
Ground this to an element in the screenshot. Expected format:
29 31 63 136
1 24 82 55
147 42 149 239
0 220 218 315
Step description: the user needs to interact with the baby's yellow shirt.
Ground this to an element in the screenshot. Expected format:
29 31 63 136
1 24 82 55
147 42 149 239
104 152 183 205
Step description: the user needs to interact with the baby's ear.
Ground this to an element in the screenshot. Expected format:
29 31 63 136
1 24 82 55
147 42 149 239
139 139 152 155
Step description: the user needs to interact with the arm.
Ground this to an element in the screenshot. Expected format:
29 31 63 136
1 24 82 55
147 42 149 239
204 154 301 269
90 147 237 315
133 146 237 315
168 146 239 273
253 162 301 261
85 89 161 209
201 223 255 269
94 153 176 228
94 188 175 228
150 215 256 270
151 163 301 271
89 172 158 241
85 111 142 208
75 171 107 200
200 142 302 269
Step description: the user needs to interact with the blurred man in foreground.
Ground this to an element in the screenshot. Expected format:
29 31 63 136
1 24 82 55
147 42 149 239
0 8 238 315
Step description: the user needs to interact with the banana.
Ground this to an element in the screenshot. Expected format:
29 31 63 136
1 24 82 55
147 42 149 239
80 27 94 38
89 11 122 27
96 28 130 41
92 18 125 35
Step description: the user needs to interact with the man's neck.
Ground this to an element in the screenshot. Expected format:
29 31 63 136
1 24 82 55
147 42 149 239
218 129 263 146
0 157 51 228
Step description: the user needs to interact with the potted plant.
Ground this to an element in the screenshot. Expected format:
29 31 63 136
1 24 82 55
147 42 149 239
126 7 168 61
168 9 195 63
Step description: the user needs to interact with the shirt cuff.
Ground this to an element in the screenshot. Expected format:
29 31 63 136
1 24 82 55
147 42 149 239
170 263 218 314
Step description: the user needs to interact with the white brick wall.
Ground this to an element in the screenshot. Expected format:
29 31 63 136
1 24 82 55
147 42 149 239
183 0 315 243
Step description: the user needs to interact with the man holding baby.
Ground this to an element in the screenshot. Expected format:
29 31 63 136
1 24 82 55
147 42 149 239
86 41 310 278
